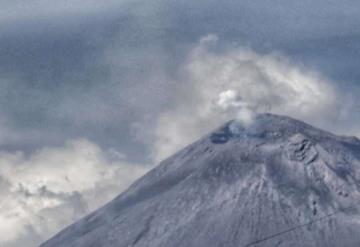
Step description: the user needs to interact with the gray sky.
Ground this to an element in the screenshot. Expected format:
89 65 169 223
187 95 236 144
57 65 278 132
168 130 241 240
1 1 360 246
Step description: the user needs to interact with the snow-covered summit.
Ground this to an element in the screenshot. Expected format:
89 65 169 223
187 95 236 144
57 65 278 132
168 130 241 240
41 113 360 247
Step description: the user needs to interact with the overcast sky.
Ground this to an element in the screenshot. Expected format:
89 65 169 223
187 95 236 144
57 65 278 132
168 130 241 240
1 1 360 246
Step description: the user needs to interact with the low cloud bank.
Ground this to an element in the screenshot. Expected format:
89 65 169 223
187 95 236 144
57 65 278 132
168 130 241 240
0 139 147 246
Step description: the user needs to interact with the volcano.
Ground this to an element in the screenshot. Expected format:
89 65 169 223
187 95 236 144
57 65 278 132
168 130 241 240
41 113 360 247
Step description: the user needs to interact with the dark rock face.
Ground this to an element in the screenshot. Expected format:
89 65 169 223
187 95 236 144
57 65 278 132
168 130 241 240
41 114 360 247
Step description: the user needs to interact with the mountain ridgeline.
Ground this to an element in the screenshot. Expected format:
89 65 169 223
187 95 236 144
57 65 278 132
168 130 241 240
42 113 360 247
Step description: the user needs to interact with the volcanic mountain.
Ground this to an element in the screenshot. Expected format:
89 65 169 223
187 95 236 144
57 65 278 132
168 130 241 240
41 113 360 247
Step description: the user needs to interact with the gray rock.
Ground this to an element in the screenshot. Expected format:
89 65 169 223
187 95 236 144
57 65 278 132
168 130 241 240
41 113 360 247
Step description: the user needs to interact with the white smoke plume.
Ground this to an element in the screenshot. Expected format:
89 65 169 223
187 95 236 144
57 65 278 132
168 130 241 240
149 34 340 162
217 89 255 126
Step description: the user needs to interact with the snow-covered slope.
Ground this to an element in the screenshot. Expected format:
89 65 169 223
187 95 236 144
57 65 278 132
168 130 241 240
41 113 360 247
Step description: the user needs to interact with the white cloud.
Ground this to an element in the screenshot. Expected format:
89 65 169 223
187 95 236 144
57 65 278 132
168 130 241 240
148 35 340 162
0 139 148 246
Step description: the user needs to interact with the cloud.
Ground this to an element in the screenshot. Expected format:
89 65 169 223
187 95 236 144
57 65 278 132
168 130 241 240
147 35 341 162
0 139 148 246
0 0 124 25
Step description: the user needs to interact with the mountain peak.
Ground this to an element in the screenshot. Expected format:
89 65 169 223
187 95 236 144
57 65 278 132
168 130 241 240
42 114 360 247
211 113 306 143
211 113 359 147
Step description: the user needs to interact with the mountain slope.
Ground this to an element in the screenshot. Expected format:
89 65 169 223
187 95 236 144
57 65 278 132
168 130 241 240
41 113 360 247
